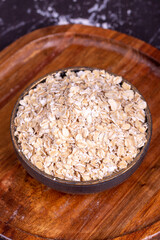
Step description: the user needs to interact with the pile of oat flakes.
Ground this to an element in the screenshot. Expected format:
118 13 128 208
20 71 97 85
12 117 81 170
14 69 148 181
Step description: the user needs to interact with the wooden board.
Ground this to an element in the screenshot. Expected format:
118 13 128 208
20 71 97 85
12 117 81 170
0 24 160 240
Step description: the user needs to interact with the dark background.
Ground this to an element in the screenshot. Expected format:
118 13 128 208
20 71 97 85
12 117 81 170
0 0 160 52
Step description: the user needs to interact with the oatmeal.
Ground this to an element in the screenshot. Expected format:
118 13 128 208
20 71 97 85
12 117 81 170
14 69 148 181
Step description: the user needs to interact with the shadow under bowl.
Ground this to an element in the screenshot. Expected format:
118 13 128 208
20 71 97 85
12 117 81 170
10 67 152 194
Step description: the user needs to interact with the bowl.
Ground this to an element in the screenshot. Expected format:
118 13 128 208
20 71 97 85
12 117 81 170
10 67 152 194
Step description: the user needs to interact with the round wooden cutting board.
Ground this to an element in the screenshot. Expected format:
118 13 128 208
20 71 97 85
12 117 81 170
0 24 160 240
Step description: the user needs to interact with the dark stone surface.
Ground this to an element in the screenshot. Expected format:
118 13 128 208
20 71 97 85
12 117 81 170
0 0 160 51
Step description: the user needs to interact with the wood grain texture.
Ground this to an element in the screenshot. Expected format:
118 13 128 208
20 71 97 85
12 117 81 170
0 24 160 240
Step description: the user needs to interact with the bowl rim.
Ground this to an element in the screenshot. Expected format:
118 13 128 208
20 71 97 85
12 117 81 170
10 67 152 186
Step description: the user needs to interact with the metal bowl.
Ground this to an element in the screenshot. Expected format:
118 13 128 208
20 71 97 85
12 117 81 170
10 67 152 194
